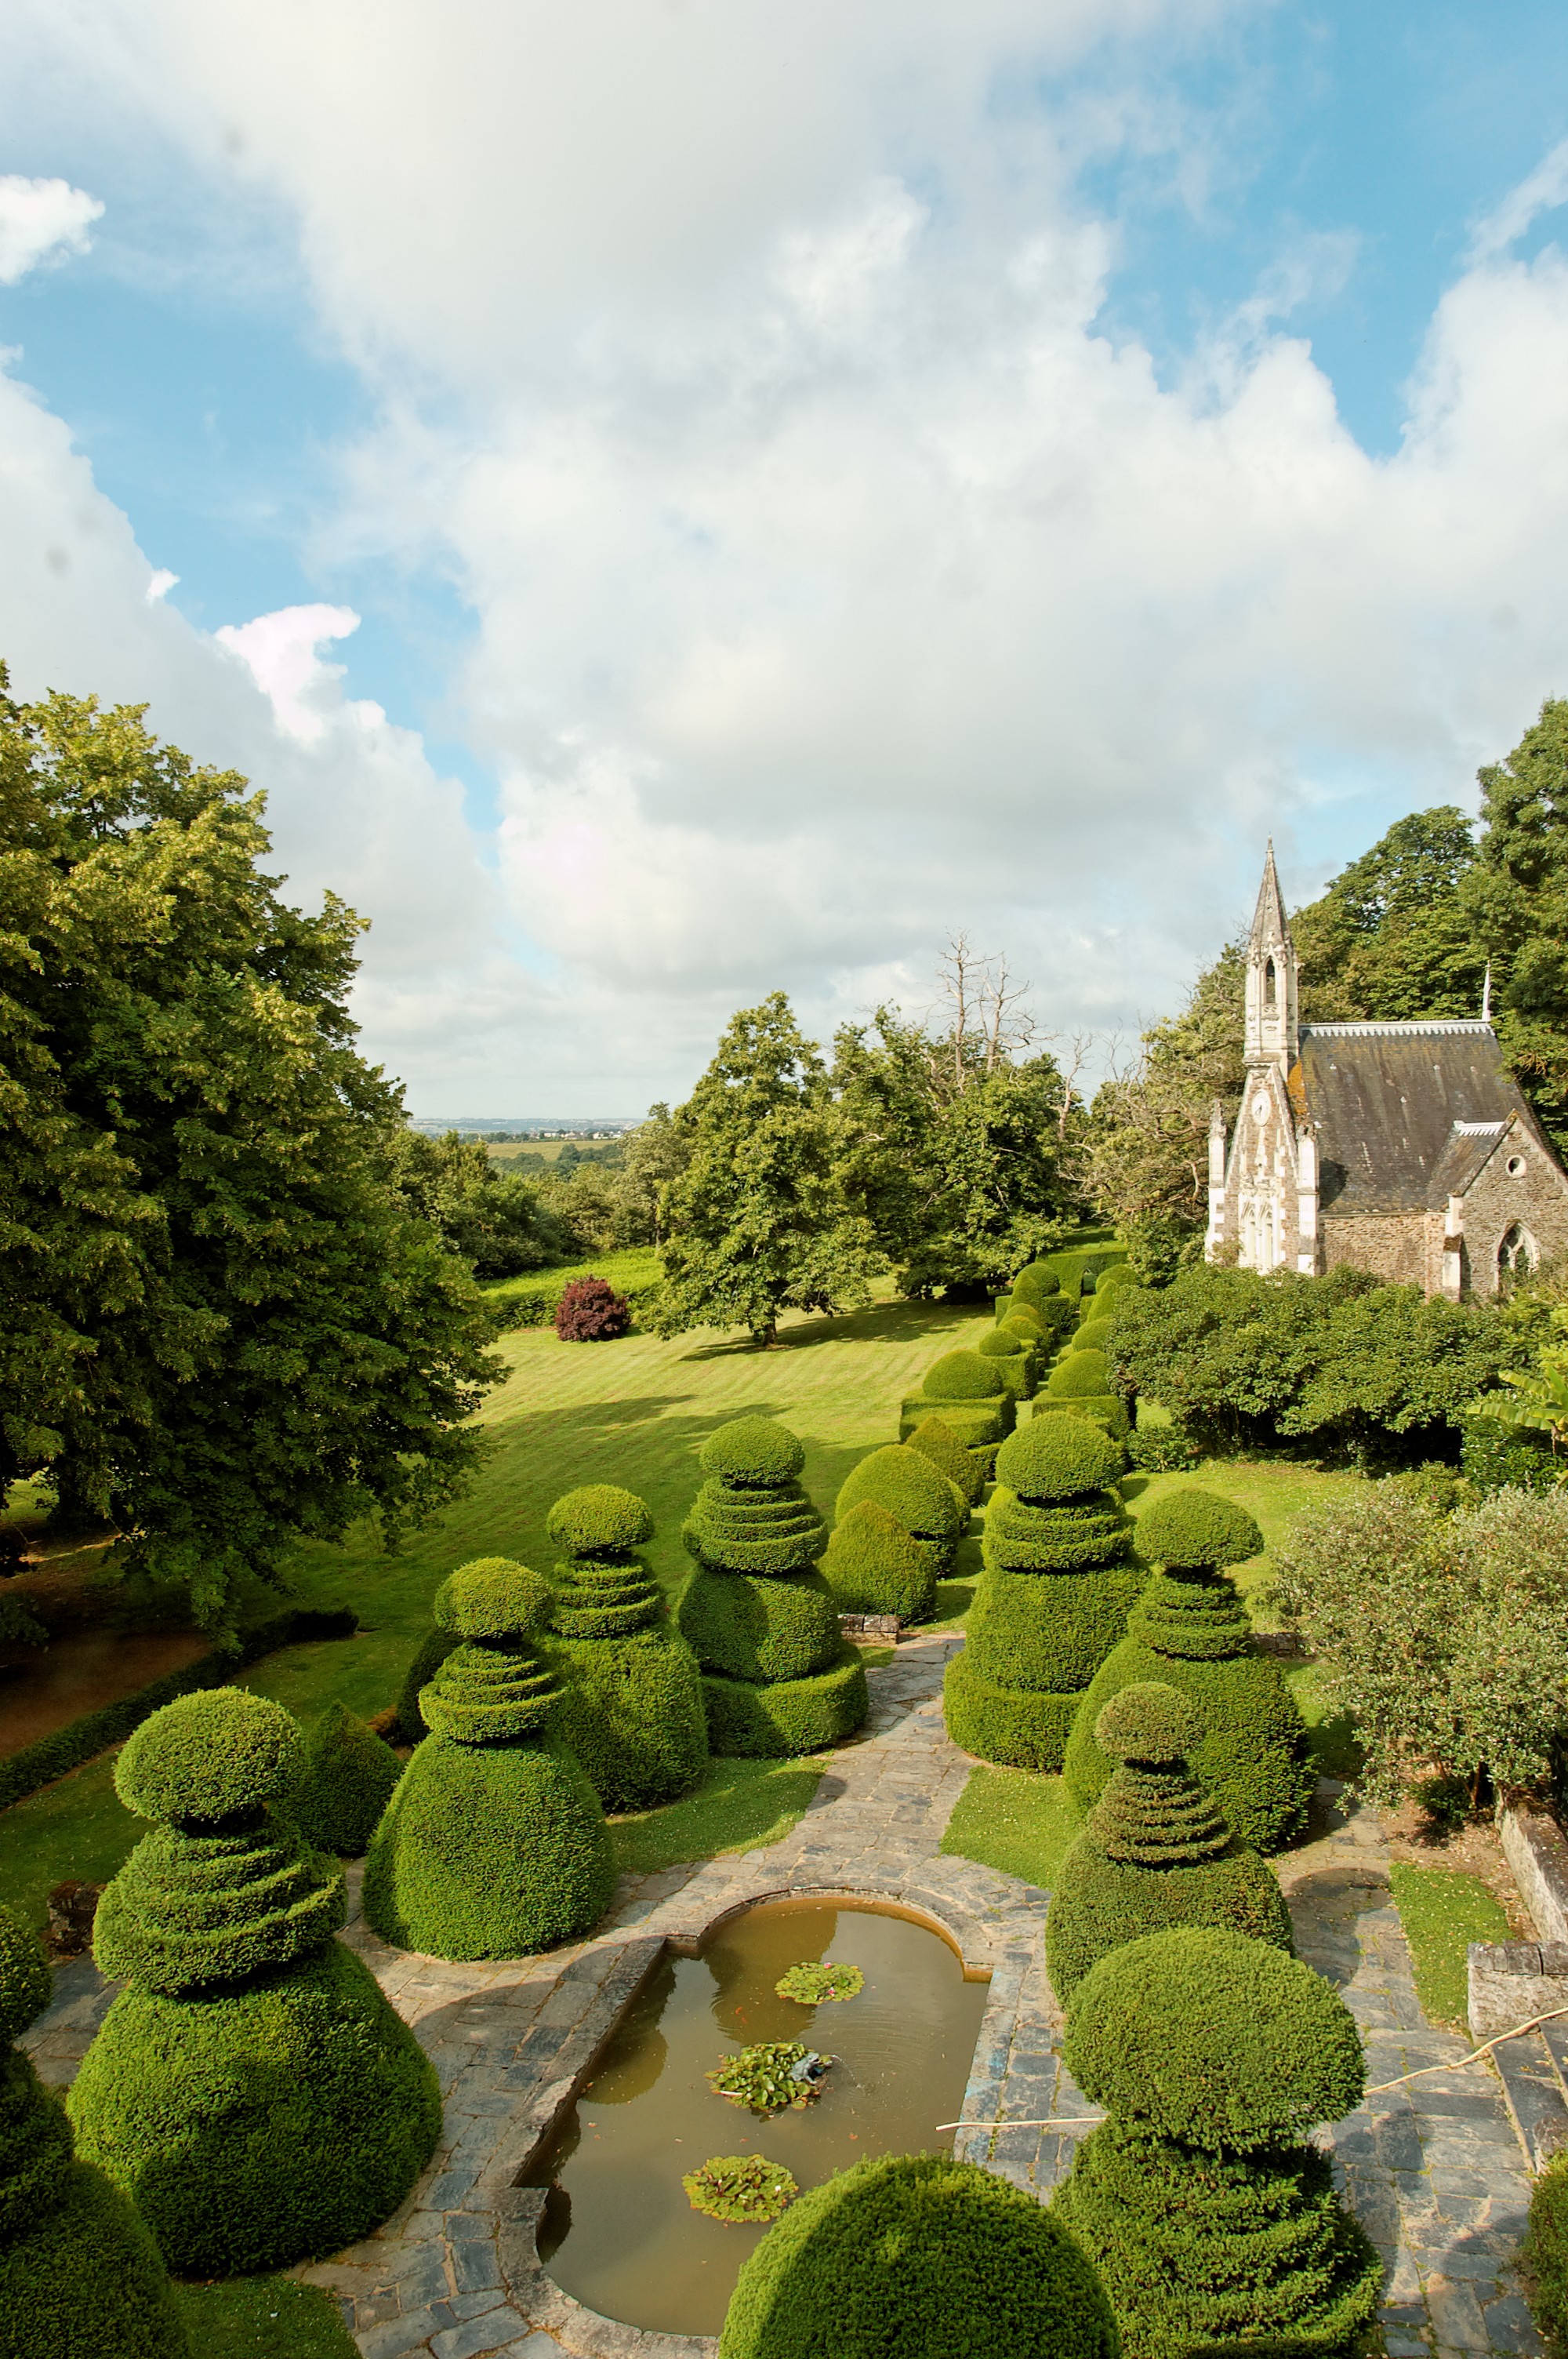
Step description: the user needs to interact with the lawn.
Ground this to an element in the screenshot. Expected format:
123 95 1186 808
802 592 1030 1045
179 2278 357 2358
1388 1861 1512 2030
940 1766 1086 1890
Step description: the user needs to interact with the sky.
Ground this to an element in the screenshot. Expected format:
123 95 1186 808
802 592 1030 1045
2 2 1567 1118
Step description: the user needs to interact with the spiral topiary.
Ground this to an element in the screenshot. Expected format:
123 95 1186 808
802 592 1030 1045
394 1623 459 1742
285 1702 403 1858
944 1416 1141 1774
1054 1928 1381 2359
677 1420 867 1757
67 1691 440 2278
718 2152 1118 2359
821 1503 935 1622
1064 1488 1312 1851
905 1417 987 1508
540 1485 709 1812
834 1446 967 1577
0 1904 192 2359
1044 1683 1294 2004
362 1557 615 1957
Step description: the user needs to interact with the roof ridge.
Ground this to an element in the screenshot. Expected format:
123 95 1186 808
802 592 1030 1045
1301 1020 1494 1038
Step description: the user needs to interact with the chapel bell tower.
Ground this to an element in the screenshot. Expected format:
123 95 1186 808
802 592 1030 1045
1244 841 1300 1074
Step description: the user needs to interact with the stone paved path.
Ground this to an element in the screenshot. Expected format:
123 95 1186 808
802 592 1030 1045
24 1632 1548 2358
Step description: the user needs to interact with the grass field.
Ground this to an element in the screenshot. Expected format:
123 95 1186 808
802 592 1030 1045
1388 1861 1512 2029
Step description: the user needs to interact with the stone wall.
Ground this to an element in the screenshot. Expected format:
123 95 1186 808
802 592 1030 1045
1320 1211 1428 1287
1458 1136 1568 1299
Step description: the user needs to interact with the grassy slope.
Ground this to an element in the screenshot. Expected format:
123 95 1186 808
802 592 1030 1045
1388 1861 1512 2029
0 1291 983 1925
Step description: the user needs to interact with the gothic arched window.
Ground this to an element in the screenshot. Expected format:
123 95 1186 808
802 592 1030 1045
1264 958 1278 1012
1498 1223 1537 1284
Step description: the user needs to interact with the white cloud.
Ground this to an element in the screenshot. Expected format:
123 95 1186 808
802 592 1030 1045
145 566 179 600
216 602 362 741
1468 136 1568 264
0 174 103 285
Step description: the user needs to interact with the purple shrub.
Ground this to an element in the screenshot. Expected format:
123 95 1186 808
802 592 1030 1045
555 1277 632 1342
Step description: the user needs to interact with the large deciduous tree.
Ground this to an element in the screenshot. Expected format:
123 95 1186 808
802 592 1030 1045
0 673 499 1630
1461 697 1568 1156
654 994 881 1343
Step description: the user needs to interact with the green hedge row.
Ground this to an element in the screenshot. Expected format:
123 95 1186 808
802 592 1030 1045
481 1250 662 1330
0 1607 359 1816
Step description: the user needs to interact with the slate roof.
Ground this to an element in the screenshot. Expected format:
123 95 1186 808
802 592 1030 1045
1297 1023 1538 1214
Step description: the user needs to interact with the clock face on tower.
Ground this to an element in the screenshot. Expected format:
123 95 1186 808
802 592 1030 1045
1251 1092 1272 1125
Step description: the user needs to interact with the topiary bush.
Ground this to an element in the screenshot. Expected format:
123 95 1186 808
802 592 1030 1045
1524 2151 1568 2354
0 1902 192 2359
718 2152 1118 2359
362 1557 615 1957
1064 1489 1312 1852
1045 1683 1294 2005
905 1417 987 1509
1049 1350 1112 1399
554 1274 632 1340
67 1692 440 2279
976 1329 1035 1399
1071 1318 1116 1355
1033 1396 1131 1443
677 1420 867 1757
1054 1927 1381 2359
821 1503 936 1623
897 1393 1011 1448
1010 1263 1062 1307
540 1484 709 1812
923 1350 1008 1402
835 1445 967 1575
944 1415 1141 1774
394 1623 458 1742
285 1702 403 1857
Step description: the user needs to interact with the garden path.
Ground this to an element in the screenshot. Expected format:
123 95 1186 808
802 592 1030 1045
24 1631 1546 2359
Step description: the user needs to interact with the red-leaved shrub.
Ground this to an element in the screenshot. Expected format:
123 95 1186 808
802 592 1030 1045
554 1276 632 1341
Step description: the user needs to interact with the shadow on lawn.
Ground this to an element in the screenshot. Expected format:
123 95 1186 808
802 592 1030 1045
679 1297 969 1363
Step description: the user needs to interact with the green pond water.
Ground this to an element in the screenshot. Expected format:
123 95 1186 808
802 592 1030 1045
526 1897 990 2336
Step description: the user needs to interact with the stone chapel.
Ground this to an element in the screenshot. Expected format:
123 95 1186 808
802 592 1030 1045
1205 845 1568 1298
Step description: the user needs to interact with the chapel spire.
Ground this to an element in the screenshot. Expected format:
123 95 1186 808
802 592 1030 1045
1243 840 1299 1070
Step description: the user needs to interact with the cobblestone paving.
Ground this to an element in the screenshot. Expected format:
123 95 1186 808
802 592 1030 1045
23 1634 1548 2358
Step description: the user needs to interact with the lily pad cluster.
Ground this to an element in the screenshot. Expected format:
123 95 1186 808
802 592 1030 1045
774 1959 864 2005
706 2041 834 2115
683 2154 799 2223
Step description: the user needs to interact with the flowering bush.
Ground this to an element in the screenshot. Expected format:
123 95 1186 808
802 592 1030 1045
554 1275 632 1341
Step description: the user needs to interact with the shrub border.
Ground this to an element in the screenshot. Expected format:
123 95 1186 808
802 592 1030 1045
0 1605 359 1815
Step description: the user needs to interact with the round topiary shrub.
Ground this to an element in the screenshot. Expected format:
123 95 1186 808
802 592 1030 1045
977 1329 1025 1357
905 1417 987 1509
923 1350 1008 1402
1044 1682 1294 2004
1010 1263 1062 1306
554 1274 631 1340
944 1412 1140 1774
1070 1318 1116 1354
1048 1350 1112 1399
1054 1927 1381 2359
718 2151 1118 2359
1033 1396 1131 1444
677 1419 867 1757
1064 1488 1312 1852
361 1558 615 1957
68 1692 440 2278
821 1503 936 1622
1000 1306 1048 1345
540 1485 709 1812
285 1702 404 1858
835 1445 967 1576
0 1903 192 2359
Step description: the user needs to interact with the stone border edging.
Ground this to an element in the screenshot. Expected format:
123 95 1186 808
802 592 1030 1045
1501 1799 1568 1945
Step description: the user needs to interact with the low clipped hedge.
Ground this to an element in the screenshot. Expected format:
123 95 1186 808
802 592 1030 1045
1049 1350 1112 1399
905 1417 987 1507
701 1656 869 1757
482 1249 662 1331
285 1703 402 1857
717 2152 1118 2359
821 1503 937 1622
898 1395 1011 1448
1524 2153 1568 2353
0 1607 359 1816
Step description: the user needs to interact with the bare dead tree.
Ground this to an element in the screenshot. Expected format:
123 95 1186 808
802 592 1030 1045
931 933 1037 1094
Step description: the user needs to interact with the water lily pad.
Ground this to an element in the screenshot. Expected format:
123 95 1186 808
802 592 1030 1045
682 2153 798 2223
706 2040 835 2114
775 1959 865 2005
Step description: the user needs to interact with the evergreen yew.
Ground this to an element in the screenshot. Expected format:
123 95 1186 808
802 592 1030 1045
899 1350 1014 1448
1049 1350 1112 1398
905 1416 987 1508
943 1418 1141 1772
0 1904 191 2359
976 1329 1035 1398
1045 1683 1293 2004
394 1625 457 1742
363 1558 615 1957
68 1691 440 2277
286 1702 403 1856
541 1484 708 1810
1064 1489 1312 1851
821 1503 935 1622
719 2153 1118 2359
677 1419 867 1755
835 1445 967 1573
1054 1928 1381 2359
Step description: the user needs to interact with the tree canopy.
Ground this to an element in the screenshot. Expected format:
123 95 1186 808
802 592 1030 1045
0 672 499 1630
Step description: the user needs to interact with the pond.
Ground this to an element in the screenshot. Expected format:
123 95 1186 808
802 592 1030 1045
524 1897 990 2337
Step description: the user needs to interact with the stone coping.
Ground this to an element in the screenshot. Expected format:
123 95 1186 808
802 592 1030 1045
1500 1800 1568 1946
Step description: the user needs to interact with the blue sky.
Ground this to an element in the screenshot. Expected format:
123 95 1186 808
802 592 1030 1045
2 0 1568 1110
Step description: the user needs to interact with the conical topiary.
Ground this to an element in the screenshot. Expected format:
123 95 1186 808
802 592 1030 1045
677 1419 868 1756
943 1417 1142 1772
1064 1489 1312 1852
540 1484 708 1811
364 1558 615 1957
1044 1683 1294 2005
0 1903 192 2359
821 1503 935 1623
286 1702 403 1856
1054 1927 1381 2359
67 1690 440 2279
905 1417 986 1509
719 2152 1118 2359
835 1445 967 1579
